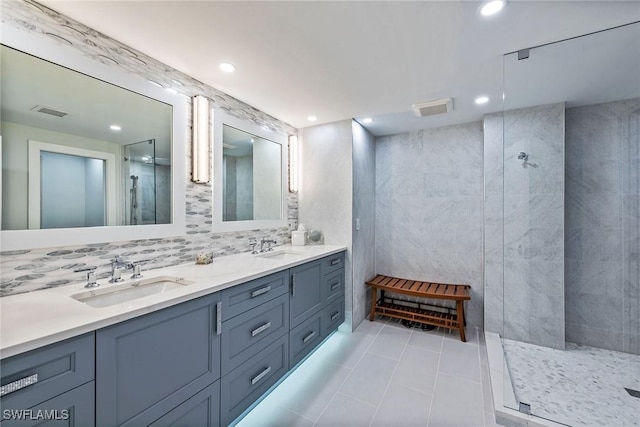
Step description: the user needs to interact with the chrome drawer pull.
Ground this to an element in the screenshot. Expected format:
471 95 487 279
251 322 272 337
302 331 316 343
331 311 340 321
216 302 222 336
0 374 38 397
251 286 271 298
330 282 340 291
291 274 296 296
251 366 271 385
330 258 341 266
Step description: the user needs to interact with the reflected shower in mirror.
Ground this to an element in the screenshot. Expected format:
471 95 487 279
222 125 282 222
0 44 172 231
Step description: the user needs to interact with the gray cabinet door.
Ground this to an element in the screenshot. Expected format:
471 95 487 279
290 260 322 328
0 333 94 412
0 381 95 427
96 293 221 427
220 335 288 427
149 380 220 427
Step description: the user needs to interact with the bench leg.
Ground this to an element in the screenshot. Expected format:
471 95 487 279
369 287 377 321
456 300 466 342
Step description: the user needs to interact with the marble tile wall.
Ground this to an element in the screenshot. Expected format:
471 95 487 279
483 113 504 335
565 98 640 354
501 103 565 350
375 122 484 327
351 121 376 330
299 120 354 328
0 0 298 296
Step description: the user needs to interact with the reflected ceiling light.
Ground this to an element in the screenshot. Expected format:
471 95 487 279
165 87 178 95
192 95 211 184
110 124 121 131
307 116 317 122
475 96 490 105
171 79 184 86
147 80 162 88
219 62 236 73
362 118 373 124
479 0 505 16
288 135 299 193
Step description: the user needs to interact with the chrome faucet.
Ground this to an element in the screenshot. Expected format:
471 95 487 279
127 260 150 279
74 266 98 288
109 256 129 283
260 238 276 252
249 239 259 254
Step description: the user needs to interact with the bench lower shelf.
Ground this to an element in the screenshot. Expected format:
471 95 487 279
374 299 460 330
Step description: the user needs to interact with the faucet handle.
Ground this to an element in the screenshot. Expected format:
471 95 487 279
249 240 258 255
74 266 98 288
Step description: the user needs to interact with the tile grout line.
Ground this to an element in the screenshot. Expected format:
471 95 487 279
311 322 383 426
425 328 446 427
367 324 414 426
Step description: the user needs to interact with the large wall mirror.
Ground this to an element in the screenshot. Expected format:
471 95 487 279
0 26 186 250
213 110 287 232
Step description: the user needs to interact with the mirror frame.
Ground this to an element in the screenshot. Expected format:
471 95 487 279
212 109 288 232
0 25 186 251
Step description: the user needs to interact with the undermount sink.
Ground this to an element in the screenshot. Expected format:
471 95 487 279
72 276 195 308
256 250 305 260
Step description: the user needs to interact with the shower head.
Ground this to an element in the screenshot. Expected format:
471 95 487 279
517 152 529 161
130 175 139 180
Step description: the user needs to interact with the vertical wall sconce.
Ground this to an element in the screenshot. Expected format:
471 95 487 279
288 135 299 193
192 95 210 183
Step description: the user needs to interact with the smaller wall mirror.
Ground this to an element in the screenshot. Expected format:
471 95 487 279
213 110 287 232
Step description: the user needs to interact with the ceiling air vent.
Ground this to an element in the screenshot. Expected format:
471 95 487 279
411 98 453 117
30 105 69 118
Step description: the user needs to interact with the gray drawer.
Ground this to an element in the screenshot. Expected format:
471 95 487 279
149 380 220 427
322 299 345 337
220 271 288 321
0 381 95 427
0 333 94 411
220 335 288 427
289 312 323 368
321 252 345 275
221 293 289 375
322 269 344 303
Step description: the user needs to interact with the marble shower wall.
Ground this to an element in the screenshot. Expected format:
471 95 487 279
375 122 484 328
299 120 354 328
351 121 376 330
0 0 298 297
501 103 565 350
565 98 640 354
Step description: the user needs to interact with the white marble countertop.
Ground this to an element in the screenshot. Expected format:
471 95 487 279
0 244 346 360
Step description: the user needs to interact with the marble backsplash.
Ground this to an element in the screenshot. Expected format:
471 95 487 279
0 0 298 296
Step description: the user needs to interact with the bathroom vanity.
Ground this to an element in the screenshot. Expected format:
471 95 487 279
0 246 346 426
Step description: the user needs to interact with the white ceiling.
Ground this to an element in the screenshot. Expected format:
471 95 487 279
40 1 640 136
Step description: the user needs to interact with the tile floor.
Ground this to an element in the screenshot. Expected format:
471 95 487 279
504 339 640 426
235 318 497 427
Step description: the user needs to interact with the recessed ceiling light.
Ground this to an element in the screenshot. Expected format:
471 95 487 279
171 79 184 86
110 124 121 131
362 118 373 124
475 96 490 105
480 0 505 16
307 116 317 122
219 62 236 73
147 80 162 88
165 88 178 95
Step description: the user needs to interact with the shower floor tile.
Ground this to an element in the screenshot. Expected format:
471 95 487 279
504 339 640 426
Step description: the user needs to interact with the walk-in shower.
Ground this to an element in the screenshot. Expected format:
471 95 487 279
484 21 640 426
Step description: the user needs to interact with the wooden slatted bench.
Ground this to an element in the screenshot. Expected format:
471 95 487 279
366 275 471 342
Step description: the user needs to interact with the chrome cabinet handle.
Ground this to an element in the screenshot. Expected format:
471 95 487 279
251 366 271 385
251 286 271 298
251 322 271 337
216 302 222 336
331 311 340 321
330 282 340 291
291 274 296 296
302 331 316 343
0 374 38 397
330 258 341 266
